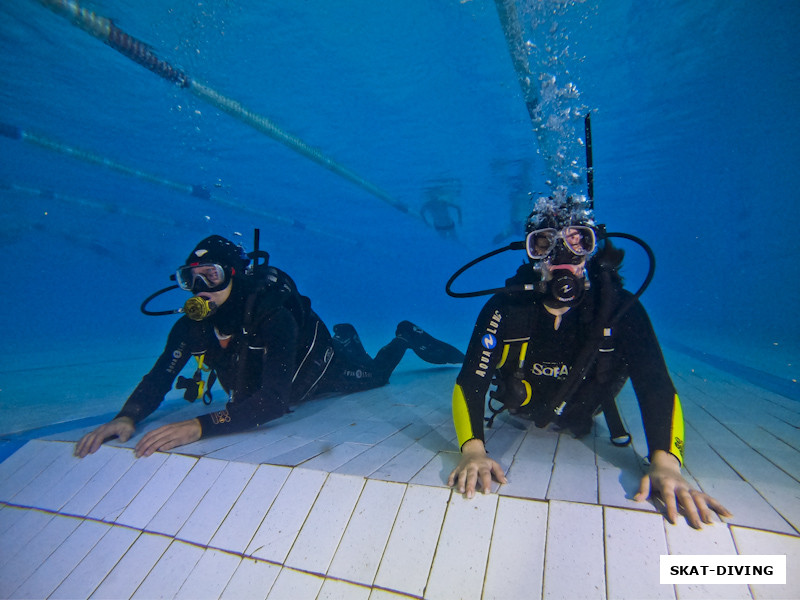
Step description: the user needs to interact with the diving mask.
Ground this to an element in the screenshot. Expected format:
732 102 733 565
176 263 230 294
526 226 596 261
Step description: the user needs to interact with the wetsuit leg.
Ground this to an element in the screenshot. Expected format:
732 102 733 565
395 321 465 365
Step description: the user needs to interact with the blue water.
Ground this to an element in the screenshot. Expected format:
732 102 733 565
1 0 798 433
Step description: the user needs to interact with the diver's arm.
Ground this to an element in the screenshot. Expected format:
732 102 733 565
620 298 732 526
114 317 195 424
617 297 684 463
452 297 507 447
196 307 298 437
449 297 508 496
75 319 195 457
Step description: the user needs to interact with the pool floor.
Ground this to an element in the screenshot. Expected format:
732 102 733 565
0 349 798 599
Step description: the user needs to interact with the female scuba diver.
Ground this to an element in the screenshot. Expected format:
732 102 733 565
445 197 731 529
75 233 464 458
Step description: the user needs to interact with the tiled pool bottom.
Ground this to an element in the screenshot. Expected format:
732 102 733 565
1 352 798 599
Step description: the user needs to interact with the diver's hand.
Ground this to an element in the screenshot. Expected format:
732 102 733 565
134 419 202 458
448 438 507 499
635 450 732 528
74 417 135 458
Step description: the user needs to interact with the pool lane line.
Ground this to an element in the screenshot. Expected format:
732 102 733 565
34 0 419 224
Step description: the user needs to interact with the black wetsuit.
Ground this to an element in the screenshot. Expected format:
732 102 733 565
452 284 685 463
116 268 410 438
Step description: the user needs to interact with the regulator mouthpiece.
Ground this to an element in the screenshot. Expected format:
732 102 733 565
184 296 217 321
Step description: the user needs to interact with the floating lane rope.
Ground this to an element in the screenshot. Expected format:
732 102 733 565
0 120 206 198
0 122 356 243
35 0 417 221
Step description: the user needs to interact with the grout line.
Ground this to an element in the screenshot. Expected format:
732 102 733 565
0 499 425 599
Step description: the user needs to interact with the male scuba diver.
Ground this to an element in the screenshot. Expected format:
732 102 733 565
75 234 464 458
446 199 732 528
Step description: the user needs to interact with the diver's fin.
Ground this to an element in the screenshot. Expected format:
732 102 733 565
395 321 465 365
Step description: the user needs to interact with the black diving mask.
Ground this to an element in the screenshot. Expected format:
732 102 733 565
176 263 230 294
526 226 596 261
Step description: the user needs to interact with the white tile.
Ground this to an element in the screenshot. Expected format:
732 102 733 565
178 460 258 545
318 578 372 599
220 557 279 600
267 567 324 599
10 444 83 507
37 444 118 511
210 463 291 553
246 468 328 562
482 496 548 600
547 460 598 504
284 473 365 574
409 450 460 487
730 526 800 599
0 507 53 565
175 549 243 600
50 525 140 600
237 435 317 465
88 452 169 522
498 454 553 499
328 479 406 583
0 512 80 593
373 484 450 598
664 519 750 599
369 441 437 484
334 432 415 478
604 507 674 600
132 539 205 599
61 447 138 515
300 441 371 472
0 504 20 536
543 501 605 600
10 519 109 600
268 439 335 466
117 453 197 529
90 533 171 599
0 440 63 500
757 482 800 533
426 491 498 600
695 477 794 535
147 456 228 536
205 431 287 461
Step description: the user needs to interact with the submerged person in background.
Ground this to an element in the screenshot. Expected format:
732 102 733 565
76 235 463 458
448 208 732 528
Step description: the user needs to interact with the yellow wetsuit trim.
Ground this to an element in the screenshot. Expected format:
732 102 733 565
452 383 474 448
520 379 532 407
496 344 511 369
670 393 685 465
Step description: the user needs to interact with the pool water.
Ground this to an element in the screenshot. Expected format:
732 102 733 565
1 0 798 435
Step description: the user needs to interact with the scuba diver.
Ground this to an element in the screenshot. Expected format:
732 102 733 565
445 195 732 528
421 198 462 239
75 234 464 458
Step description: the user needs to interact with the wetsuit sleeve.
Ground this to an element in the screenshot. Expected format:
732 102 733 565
114 318 194 424
452 297 506 449
616 297 685 464
196 307 298 437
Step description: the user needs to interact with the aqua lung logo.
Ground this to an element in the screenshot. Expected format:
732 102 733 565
531 362 570 379
166 345 187 374
345 369 372 379
475 311 502 378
